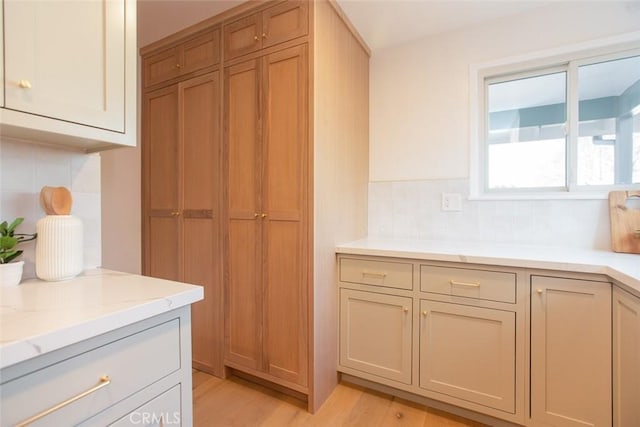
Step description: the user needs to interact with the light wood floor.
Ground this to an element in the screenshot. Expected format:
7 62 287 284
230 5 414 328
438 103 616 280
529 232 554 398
193 370 488 426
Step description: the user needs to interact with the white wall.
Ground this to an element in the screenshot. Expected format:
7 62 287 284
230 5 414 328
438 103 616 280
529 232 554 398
0 139 102 279
369 2 640 249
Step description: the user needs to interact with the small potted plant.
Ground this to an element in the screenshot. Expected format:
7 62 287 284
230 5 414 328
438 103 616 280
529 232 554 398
0 218 37 286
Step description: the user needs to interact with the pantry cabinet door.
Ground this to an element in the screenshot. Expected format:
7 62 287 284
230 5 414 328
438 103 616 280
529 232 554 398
224 58 262 371
143 86 180 281
531 276 611 427
262 45 309 387
181 72 223 376
4 0 126 131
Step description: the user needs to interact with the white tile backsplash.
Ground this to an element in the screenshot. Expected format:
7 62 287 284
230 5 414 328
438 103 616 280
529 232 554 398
369 179 612 250
0 139 101 279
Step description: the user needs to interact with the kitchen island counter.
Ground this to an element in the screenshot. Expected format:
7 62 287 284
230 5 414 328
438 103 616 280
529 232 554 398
0 269 203 369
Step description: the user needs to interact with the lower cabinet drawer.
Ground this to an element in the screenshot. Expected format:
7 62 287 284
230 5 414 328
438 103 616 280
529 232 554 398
420 264 516 303
1 319 181 427
340 257 414 290
339 289 412 384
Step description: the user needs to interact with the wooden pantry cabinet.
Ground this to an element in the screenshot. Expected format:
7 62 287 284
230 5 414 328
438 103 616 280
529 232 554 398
224 44 309 389
142 67 223 376
141 0 370 411
0 0 136 151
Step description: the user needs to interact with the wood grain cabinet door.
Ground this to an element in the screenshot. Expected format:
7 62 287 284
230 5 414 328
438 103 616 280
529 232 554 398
224 58 263 371
613 287 640 427
261 1 309 50
224 13 262 61
531 276 612 427
143 85 181 282
419 300 516 413
180 72 223 376
262 44 309 387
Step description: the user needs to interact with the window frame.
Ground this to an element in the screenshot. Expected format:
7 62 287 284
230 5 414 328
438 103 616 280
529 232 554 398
470 32 640 200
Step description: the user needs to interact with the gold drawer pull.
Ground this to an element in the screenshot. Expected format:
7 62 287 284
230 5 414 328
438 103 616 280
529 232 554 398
362 271 387 279
16 375 111 427
450 280 480 288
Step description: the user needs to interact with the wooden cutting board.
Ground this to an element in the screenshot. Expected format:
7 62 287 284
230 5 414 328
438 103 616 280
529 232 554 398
609 190 640 254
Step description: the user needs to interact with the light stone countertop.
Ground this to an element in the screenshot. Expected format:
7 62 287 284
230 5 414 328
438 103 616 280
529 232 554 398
0 269 203 370
336 238 640 296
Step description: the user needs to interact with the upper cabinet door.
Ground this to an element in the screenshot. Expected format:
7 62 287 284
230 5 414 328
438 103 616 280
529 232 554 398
4 0 126 132
261 1 308 50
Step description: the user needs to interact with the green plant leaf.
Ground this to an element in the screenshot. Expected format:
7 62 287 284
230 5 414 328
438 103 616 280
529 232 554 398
7 217 24 235
0 221 7 237
2 250 22 264
0 236 18 250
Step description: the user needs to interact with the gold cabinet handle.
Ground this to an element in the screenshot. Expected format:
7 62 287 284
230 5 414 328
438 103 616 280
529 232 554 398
19 79 32 89
261 213 267 218
536 289 543 295
449 280 480 288
254 213 259 218
254 35 259 41
362 271 387 278
16 375 111 427
403 307 409 313
262 33 267 38
170 211 180 217
175 63 181 68
422 310 428 316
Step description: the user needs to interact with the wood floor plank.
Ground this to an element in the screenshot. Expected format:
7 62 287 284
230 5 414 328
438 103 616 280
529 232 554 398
193 370 489 426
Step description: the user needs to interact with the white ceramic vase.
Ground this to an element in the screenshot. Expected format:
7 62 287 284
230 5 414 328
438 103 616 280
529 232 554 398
36 215 83 281
0 261 25 287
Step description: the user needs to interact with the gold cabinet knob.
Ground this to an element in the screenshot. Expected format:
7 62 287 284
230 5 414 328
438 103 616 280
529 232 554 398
403 307 409 313
171 211 180 217
175 63 181 68
262 33 267 38
261 213 267 218
254 35 259 41
19 79 32 89
422 310 428 316
254 213 259 218
536 289 543 295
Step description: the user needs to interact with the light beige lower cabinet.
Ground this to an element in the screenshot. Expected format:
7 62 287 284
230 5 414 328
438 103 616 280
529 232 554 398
613 286 640 427
339 289 412 384
419 300 516 413
530 275 611 427
337 254 629 427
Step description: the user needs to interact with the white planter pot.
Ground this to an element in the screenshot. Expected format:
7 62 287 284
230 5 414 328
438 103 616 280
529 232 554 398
36 215 83 281
0 261 25 287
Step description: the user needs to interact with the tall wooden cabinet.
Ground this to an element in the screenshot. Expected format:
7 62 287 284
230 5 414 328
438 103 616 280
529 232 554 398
143 53 223 376
142 0 369 410
225 44 309 389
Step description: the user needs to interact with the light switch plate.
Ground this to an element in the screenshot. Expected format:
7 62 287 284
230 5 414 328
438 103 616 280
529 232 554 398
442 193 462 211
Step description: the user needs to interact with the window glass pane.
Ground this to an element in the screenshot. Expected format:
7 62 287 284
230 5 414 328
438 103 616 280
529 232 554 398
487 72 566 190
577 55 640 185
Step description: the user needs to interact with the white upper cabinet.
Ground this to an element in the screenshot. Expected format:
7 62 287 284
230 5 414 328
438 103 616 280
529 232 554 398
0 0 136 151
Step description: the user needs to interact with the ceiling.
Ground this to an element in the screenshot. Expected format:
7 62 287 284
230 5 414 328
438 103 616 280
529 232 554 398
335 0 556 51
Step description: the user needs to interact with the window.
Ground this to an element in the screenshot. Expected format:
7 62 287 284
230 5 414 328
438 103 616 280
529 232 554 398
477 44 640 197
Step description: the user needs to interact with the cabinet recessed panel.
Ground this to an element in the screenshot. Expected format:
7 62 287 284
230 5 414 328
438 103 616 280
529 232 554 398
419 300 515 413
4 0 125 131
339 289 412 384
148 217 180 281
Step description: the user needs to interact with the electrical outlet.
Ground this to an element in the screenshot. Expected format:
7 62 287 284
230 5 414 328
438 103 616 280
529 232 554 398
441 193 462 211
